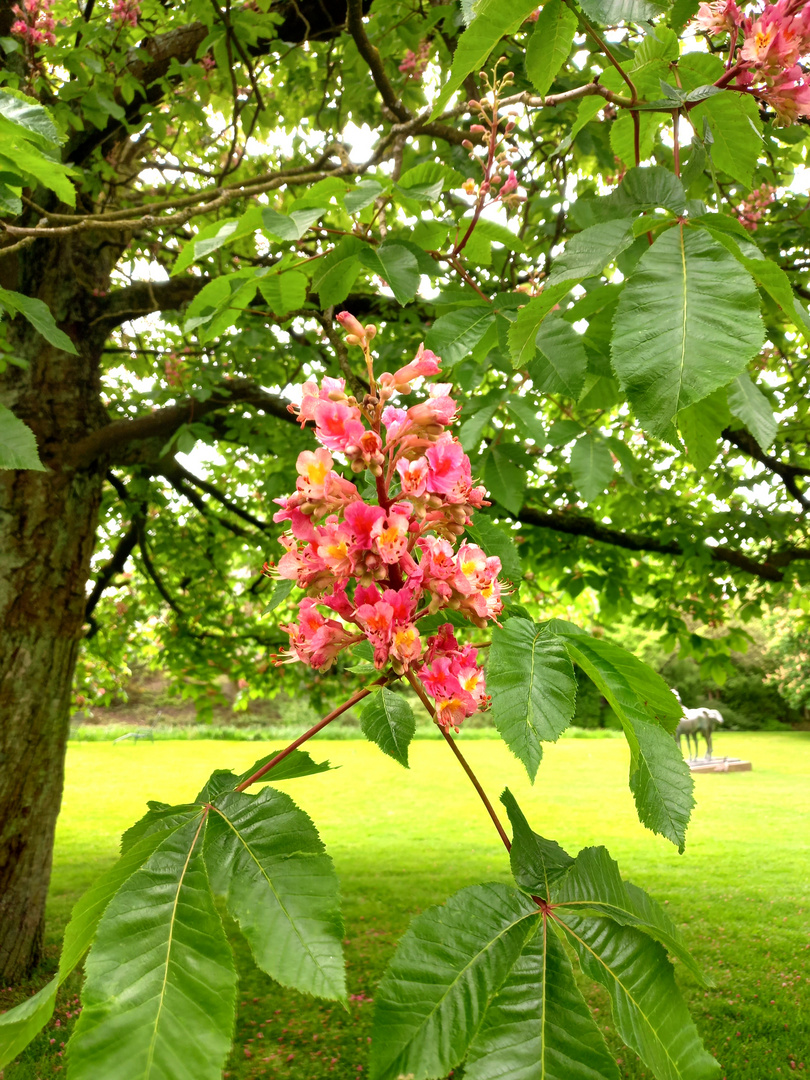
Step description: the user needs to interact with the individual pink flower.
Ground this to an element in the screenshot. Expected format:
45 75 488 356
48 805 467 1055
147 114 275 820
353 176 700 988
313 399 366 453
344 501 386 549
382 345 442 392
390 623 422 667
396 455 429 498
407 387 459 430
316 519 355 578
695 0 741 34
295 448 334 500
500 170 518 196
425 434 471 496
371 512 411 564
355 600 394 667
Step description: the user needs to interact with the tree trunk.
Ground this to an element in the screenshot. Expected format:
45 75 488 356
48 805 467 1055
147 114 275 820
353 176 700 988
0 235 110 983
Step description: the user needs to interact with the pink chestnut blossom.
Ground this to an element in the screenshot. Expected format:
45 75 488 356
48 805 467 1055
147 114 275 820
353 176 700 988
272 322 503 726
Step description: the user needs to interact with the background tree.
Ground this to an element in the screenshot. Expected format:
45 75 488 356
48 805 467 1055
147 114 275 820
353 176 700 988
1 0 810 987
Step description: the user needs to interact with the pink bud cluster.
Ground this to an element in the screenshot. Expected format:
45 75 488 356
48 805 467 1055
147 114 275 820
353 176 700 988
271 318 505 731
398 40 431 82
10 0 55 47
695 0 810 123
735 181 776 229
111 0 140 26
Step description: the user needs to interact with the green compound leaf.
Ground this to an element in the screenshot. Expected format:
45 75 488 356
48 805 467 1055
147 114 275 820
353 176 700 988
525 0 578 97
547 219 635 287
0 404 45 471
727 371 777 452
508 283 577 368
0 818 201 1069
677 387 731 474
359 243 420 306
360 686 416 768
425 306 496 367
369 882 539 1080
569 433 615 502
488 619 577 782
611 225 764 437
313 236 366 307
465 919 620 1080
554 845 708 985
578 0 668 21
529 314 589 399
67 816 237 1080
558 912 720 1080
195 747 333 802
0 286 77 354
558 632 693 849
483 446 526 515
501 789 575 901
430 0 543 118
205 788 345 1000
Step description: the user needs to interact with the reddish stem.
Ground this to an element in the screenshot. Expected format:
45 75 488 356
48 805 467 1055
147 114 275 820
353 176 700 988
236 677 388 792
405 669 512 853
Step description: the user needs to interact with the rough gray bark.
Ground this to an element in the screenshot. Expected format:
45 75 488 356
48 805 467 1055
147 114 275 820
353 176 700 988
0 232 111 983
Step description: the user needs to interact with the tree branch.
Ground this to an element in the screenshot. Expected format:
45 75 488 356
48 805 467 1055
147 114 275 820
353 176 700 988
517 500 809 583
84 517 140 633
67 379 296 469
723 426 810 512
160 458 272 532
90 275 211 333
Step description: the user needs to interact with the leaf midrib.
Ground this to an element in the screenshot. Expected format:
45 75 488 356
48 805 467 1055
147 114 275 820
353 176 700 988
381 906 538 1079
142 813 206 1079
559 918 683 1077
209 803 335 989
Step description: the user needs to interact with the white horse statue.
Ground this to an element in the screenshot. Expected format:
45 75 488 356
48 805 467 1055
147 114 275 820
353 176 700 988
671 689 724 760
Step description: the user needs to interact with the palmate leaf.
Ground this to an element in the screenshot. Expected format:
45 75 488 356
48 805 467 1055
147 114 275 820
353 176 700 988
553 846 708 985
369 883 539 1080
488 619 577 781
529 313 589 399
195 746 333 801
569 433 615 501
67 816 237 1080
0 403 45 471
611 225 764 436
204 787 345 1000
465 920 621 1080
558 913 720 1080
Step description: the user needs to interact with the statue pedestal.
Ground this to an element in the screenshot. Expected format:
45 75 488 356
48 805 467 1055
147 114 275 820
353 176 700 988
688 757 752 773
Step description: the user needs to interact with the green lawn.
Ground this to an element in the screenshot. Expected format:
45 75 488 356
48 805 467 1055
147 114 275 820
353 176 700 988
4 732 810 1079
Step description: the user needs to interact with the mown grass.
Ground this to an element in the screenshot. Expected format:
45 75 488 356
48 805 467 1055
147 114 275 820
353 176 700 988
4 731 809 1080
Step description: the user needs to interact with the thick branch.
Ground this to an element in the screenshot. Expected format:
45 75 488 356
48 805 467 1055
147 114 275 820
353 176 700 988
517 501 808 583
84 517 140 631
90 275 211 334
723 426 810 512
346 0 409 122
161 458 272 532
68 1 370 165
68 379 295 469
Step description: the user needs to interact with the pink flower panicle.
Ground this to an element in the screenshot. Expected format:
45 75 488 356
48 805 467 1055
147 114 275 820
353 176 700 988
736 182 776 230
11 0 55 47
398 39 431 82
111 0 140 26
693 0 810 123
271 316 505 730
